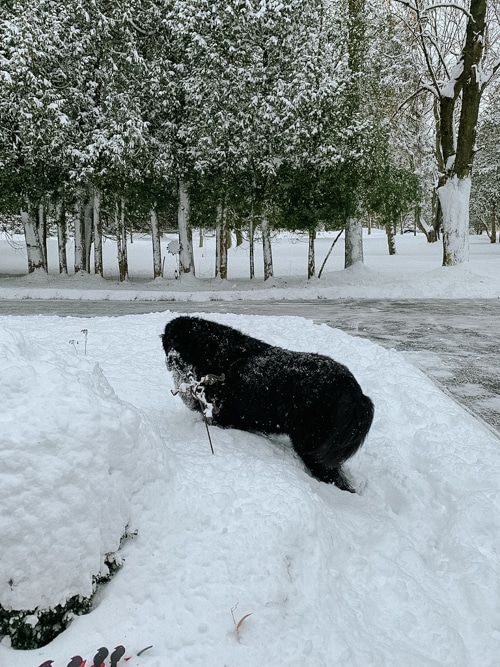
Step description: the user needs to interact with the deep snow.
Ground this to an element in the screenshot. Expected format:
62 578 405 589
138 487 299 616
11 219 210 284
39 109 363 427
1 230 500 666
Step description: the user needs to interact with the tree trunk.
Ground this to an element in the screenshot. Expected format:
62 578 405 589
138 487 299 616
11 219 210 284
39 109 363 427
307 228 316 279
215 201 228 279
84 195 93 273
318 229 344 279
151 208 163 278
345 217 364 267
439 177 471 266
116 198 128 282
436 0 487 266
385 222 396 255
94 189 103 277
38 203 48 270
74 196 85 274
490 200 497 243
177 180 195 277
76 188 93 274
261 216 274 280
249 208 255 280
21 205 46 273
56 200 68 274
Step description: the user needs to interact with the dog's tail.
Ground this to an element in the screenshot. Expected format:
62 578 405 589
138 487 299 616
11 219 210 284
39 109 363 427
316 391 374 468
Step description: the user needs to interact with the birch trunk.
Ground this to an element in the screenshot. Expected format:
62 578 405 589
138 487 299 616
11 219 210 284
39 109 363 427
94 190 103 277
21 207 46 273
116 198 128 282
150 208 162 278
344 217 364 267
307 228 316 279
177 180 195 277
55 201 68 274
261 216 274 281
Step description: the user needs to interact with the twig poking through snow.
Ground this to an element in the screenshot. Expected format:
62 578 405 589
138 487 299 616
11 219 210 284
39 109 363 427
231 603 253 643
171 372 225 454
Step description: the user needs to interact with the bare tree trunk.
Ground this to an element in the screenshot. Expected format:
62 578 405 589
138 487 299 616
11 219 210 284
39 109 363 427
215 201 228 279
74 187 93 274
385 222 396 255
177 180 195 277
56 200 68 274
38 202 48 270
261 216 274 280
94 189 103 277
318 229 343 279
74 193 86 274
307 228 316 279
345 217 364 267
116 198 128 282
21 205 46 273
150 208 162 278
83 194 93 273
249 208 255 279
490 201 497 243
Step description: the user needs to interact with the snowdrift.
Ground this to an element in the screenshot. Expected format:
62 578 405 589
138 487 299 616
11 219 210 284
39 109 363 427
0 327 166 648
0 313 499 666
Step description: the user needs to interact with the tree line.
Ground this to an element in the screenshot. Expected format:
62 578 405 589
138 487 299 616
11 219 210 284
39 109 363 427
0 0 498 281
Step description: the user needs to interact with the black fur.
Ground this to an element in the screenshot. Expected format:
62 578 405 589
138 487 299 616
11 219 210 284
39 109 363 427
162 316 374 492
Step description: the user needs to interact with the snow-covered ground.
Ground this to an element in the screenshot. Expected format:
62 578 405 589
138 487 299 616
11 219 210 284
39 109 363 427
1 230 500 666
1 228 500 299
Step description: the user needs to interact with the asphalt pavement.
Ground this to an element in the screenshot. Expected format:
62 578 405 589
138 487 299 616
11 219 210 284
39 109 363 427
1 298 499 435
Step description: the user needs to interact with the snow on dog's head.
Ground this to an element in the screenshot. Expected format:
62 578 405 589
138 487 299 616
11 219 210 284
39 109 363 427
0 328 166 612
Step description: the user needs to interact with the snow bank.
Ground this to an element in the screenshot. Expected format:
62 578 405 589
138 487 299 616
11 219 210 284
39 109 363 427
0 327 166 616
0 312 499 666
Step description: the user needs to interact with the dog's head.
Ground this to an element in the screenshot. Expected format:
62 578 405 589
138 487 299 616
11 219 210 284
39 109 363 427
162 316 269 377
162 316 213 369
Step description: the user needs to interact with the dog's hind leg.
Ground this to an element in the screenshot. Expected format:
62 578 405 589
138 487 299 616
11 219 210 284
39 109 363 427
300 454 356 493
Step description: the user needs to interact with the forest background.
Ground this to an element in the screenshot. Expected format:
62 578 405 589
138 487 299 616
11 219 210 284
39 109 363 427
1 0 499 284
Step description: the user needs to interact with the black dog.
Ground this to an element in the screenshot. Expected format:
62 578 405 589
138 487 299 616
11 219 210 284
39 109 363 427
162 316 374 492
